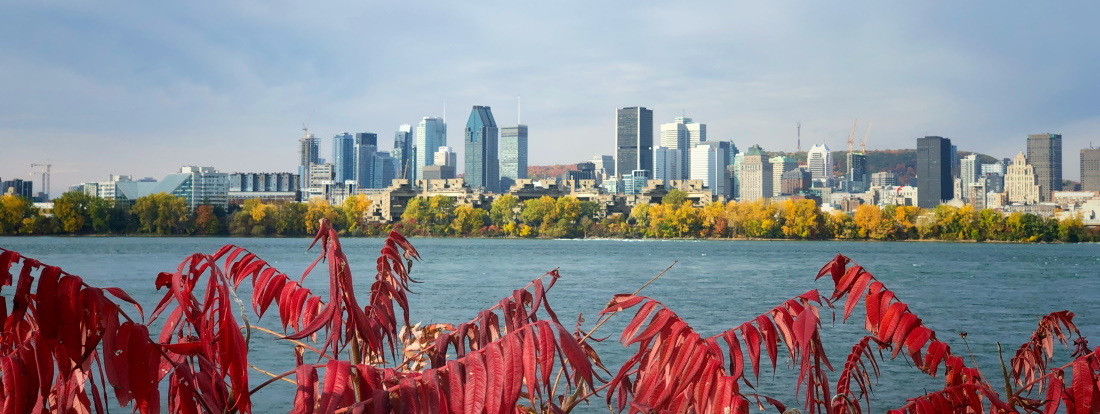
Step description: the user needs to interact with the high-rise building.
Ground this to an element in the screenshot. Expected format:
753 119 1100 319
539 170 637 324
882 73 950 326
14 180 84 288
393 124 414 181
354 133 379 188
845 152 868 193
434 146 457 168
465 106 500 192
770 156 799 197
500 125 528 191
690 142 730 197
415 117 446 183
659 117 705 178
1082 147 1100 192
807 144 832 186
916 136 953 208
959 154 981 202
1005 152 1040 204
372 152 396 188
591 155 615 179
298 133 320 188
615 107 653 178
1027 133 1062 201
870 171 897 187
738 145 773 202
653 147 682 182
332 133 355 183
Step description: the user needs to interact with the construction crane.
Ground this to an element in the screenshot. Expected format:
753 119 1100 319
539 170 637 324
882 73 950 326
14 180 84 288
30 163 51 200
847 119 858 153
861 122 873 154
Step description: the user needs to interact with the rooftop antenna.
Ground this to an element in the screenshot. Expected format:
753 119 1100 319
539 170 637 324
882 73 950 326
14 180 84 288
518 96 522 124
797 122 802 152
443 100 447 124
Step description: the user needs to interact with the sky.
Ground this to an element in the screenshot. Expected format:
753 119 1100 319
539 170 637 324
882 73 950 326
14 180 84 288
3 1 1099 197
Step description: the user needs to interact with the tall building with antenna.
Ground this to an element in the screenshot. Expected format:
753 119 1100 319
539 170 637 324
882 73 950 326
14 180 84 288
500 98 528 191
615 106 654 178
659 116 705 178
298 128 320 191
465 105 500 192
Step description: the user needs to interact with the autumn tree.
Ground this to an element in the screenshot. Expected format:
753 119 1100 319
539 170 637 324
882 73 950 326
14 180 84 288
303 198 340 234
274 202 308 236
489 194 520 233
50 191 93 234
193 205 223 235
131 192 189 235
450 204 488 235
0 194 35 235
341 194 372 234
779 199 824 239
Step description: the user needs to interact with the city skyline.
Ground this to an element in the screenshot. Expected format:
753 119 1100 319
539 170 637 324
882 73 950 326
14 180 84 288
3 2 1100 194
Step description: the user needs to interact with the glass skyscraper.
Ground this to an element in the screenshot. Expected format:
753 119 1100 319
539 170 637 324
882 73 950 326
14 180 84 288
354 132 378 188
414 117 446 184
615 107 653 178
916 136 953 208
332 132 355 183
500 125 528 191
465 106 500 192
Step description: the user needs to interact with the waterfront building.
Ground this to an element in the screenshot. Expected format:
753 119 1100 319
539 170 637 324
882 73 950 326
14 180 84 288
770 156 799 197
690 142 731 197
393 124 414 181
354 132 379 188
659 117 705 177
465 106 500 193
414 117 446 184
623 170 650 195
1027 133 1062 201
1081 147 1100 192
615 107 654 178
916 136 953 208
738 145 773 202
500 125 528 191
1005 152 1041 204
653 147 682 182
228 172 299 204
780 168 811 195
807 144 832 186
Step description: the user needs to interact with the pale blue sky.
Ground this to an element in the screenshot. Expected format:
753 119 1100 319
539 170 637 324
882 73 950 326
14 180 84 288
2 1 1099 196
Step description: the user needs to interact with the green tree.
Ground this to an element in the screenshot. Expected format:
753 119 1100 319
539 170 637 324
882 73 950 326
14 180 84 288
662 189 688 207
520 196 556 229
131 193 189 235
451 205 488 236
489 195 520 230
275 202 308 236
87 197 114 233
0 194 35 234
51 191 93 234
341 194 372 234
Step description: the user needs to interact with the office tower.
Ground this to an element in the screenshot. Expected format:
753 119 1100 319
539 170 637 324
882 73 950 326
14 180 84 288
1005 152 1040 204
332 133 355 183
845 152 868 193
916 136 953 208
1082 147 1100 192
870 171 897 187
781 168 812 195
653 147 682 182
298 133 320 188
354 133 378 188
434 146 457 168
807 144 832 185
770 156 799 197
615 106 654 178
465 105 500 192
372 152 396 188
500 125 528 191
959 154 981 202
738 145 772 202
591 155 615 179
1027 133 1062 201
623 170 650 195
393 124 413 180
690 142 731 197
660 117 705 177
415 117 446 183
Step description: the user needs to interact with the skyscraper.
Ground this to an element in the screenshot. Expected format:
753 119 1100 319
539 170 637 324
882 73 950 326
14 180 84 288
354 133 378 188
393 124 413 181
414 117 446 184
916 136 953 208
500 125 528 191
298 133 320 190
1027 133 1062 201
738 145 772 202
845 152 868 193
959 154 981 202
1082 147 1100 192
653 147 682 182
615 107 653 178
465 106 500 192
659 116 705 178
770 156 799 197
332 133 355 183
807 144 832 186
1005 152 1040 204
690 142 731 197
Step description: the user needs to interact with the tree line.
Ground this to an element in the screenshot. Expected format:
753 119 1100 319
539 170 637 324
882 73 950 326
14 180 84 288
0 190 1095 242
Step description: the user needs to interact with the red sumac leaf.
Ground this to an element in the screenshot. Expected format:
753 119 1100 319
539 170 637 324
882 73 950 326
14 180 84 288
464 352 487 414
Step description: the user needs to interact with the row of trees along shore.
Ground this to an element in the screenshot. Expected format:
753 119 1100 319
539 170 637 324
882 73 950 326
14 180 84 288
1 190 1096 242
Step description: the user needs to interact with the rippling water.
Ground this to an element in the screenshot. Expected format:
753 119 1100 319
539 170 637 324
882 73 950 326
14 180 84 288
2 236 1098 412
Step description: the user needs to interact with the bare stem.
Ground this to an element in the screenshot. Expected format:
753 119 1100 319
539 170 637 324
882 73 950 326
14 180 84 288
997 342 1014 409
